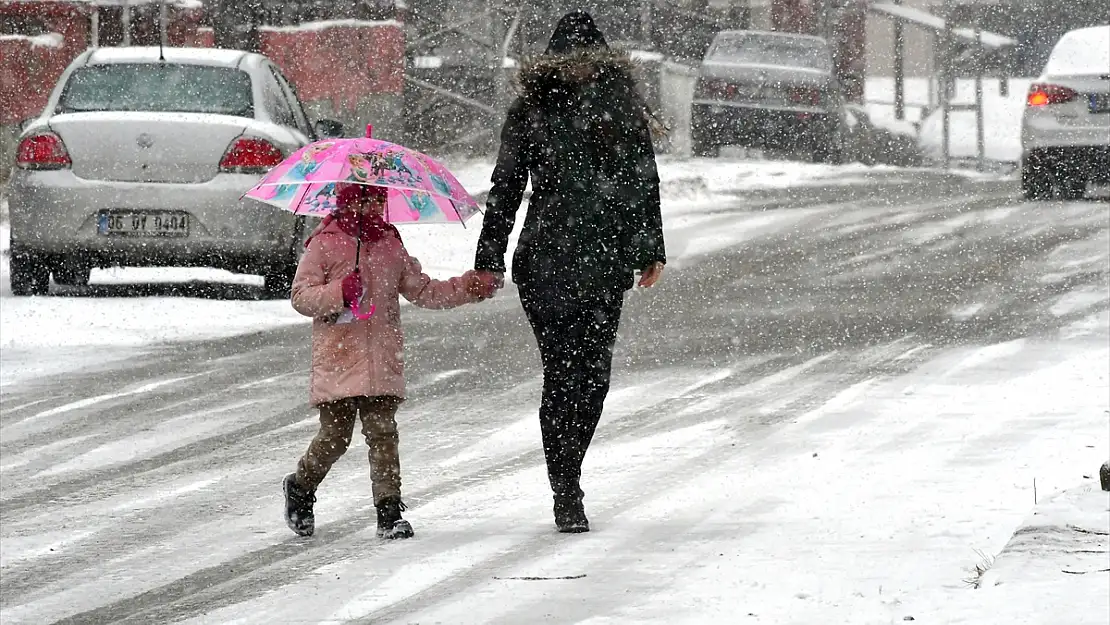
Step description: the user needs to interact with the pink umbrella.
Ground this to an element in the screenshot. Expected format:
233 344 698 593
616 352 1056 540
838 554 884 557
244 126 481 320
243 125 481 225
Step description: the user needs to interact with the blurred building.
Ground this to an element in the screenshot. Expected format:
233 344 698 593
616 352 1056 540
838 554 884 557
865 0 1109 78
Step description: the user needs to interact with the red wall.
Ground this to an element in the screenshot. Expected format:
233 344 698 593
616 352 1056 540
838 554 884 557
260 23 404 111
0 2 404 126
0 1 89 124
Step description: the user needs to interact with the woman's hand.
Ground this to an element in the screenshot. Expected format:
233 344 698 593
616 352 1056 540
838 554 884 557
466 271 503 300
637 262 664 288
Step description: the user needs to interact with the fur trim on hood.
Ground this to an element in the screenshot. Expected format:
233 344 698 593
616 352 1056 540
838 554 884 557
515 48 670 139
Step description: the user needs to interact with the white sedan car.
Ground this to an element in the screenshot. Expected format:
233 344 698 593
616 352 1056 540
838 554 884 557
8 47 343 297
1020 25 1110 200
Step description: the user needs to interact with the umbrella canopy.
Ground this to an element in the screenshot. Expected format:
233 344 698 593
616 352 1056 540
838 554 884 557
243 125 481 225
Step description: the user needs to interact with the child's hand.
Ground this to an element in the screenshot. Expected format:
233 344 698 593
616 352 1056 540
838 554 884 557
341 270 363 306
465 271 499 300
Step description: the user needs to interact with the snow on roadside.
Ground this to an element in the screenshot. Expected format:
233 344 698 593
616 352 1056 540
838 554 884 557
1 158 887 386
863 76 1032 163
538 334 1109 625
922 480 1110 625
918 79 1032 163
0 32 64 49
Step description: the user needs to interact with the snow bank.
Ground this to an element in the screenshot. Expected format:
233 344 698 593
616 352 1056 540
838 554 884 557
937 481 1110 624
863 76 933 132
863 76 1030 162
917 79 1032 163
0 33 64 49
260 19 402 33
59 0 202 7
0 218 302 378
0 294 303 351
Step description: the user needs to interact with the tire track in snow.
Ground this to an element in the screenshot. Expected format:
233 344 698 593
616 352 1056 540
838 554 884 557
3 179 1106 624
45 338 942 625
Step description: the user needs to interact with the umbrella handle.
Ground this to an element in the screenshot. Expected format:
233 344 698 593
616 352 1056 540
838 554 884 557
351 230 371 319
350 302 375 321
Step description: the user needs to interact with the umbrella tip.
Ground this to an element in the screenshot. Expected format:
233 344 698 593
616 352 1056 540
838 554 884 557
366 124 373 138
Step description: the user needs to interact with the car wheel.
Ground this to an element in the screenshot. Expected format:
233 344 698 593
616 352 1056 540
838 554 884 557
810 143 843 164
10 248 50 296
692 135 719 158
262 217 309 300
262 262 296 300
1058 177 1086 201
1022 161 1053 200
53 257 92 287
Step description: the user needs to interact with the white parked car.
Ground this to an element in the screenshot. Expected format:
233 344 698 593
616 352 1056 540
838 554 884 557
1020 25 1110 200
8 46 344 297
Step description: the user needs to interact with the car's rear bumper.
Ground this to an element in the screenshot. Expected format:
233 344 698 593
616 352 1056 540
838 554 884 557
7 170 298 269
1021 111 1110 150
1023 145 1110 183
691 101 836 148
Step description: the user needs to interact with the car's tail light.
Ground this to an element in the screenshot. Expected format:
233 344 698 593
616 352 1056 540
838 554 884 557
15 132 71 170
1027 83 1078 106
697 78 737 99
219 137 284 174
790 87 822 106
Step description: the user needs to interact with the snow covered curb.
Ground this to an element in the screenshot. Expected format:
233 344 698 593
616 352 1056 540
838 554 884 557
962 480 1110 624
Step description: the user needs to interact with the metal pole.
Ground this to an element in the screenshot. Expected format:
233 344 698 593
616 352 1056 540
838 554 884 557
160 0 169 48
90 5 99 48
489 2 507 124
495 7 520 119
121 0 131 46
940 0 957 169
893 0 905 120
820 0 832 40
974 29 985 172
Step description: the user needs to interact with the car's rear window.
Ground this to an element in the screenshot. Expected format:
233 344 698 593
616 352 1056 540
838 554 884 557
58 63 254 116
710 35 831 71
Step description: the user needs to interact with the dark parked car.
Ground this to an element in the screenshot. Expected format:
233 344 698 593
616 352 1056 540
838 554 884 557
691 30 846 162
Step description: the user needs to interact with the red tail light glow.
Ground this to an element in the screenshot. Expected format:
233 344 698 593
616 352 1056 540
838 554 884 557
790 87 822 106
698 78 739 99
16 132 71 170
1027 83 1078 106
219 137 284 173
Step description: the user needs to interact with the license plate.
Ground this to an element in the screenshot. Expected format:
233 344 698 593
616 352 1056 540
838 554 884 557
1089 93 1110 113
98 211 190 237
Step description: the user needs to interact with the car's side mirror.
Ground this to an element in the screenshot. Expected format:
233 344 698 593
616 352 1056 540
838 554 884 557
313 119 344 139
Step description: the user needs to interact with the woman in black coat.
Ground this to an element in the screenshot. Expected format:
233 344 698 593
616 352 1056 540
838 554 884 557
474 10 667 533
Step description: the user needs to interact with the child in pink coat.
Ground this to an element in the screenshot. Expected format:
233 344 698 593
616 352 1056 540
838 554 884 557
283 182 496 538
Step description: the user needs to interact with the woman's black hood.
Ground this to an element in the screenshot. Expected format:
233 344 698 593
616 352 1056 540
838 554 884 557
521 9 628 100
515 10 667 139
545 10 608 55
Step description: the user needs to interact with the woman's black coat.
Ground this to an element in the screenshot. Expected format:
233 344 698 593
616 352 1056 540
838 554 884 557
474 44 667 302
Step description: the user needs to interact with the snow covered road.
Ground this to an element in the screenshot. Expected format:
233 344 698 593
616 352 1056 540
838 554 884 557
1 175 1107 624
